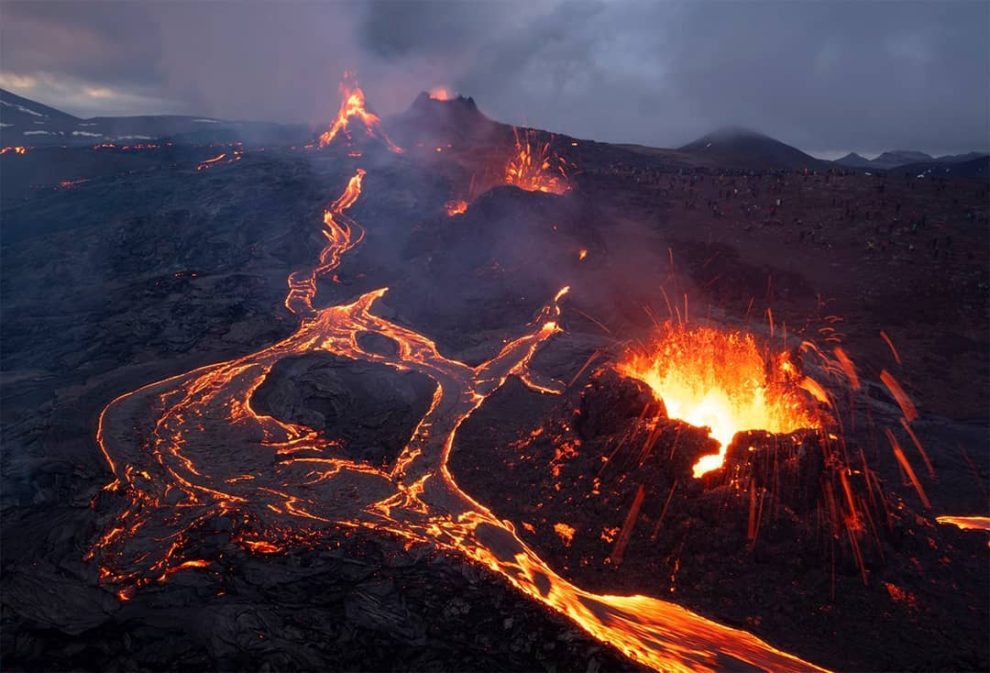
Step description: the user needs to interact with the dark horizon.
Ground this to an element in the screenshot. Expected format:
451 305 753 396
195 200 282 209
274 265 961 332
2 82 987 164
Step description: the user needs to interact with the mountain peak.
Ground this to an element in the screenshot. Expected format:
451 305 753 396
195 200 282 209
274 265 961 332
391 91 495 148
679 126 823 169
406 92 486 122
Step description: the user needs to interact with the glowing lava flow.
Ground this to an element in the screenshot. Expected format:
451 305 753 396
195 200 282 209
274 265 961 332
318 72 402 153
937 516 990 547
504 128 570 194
618 324 824 477
937 516 990 538
90 168 827 672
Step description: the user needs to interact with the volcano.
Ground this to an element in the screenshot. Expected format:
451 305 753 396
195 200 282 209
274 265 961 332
390 92 498 148
679 127 828 170
2 79 988 673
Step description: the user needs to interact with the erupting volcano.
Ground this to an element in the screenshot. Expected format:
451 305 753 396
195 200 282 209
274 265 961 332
504 128 570 194
79 75 842 673
618 324 825 476
318 72 403 153
4 63 987 673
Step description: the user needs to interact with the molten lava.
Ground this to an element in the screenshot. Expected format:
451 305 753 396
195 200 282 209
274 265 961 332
196 151 242 171
504 128 570 195
444 199 468 216
618 324 824 477
318 72 402 153
88 155 825 670
937 516 990 533
1 145 27 155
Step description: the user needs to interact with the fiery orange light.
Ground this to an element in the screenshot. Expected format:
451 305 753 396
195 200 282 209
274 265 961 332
0 146 27 155
504 128 570 195
58 178 89 189
937 516 990 547
445 200 468 216
318 72 402 153
429 86 453 101
617 324 824 477
936 515 990 532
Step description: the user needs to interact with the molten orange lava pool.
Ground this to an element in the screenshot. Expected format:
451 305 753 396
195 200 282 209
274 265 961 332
617 324 825 477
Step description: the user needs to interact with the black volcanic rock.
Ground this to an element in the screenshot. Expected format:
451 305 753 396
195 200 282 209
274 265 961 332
252 353 436 468
679 127 826 169
575 368 660 439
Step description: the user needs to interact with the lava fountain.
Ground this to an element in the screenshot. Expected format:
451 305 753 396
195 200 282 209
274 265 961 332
318 72 402 153
504 128 570 195
617 323 825 477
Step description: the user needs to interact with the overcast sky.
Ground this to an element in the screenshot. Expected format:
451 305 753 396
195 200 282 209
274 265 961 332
1 0 987 157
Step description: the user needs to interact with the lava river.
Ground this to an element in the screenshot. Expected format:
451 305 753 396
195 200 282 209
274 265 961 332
89 166 828 673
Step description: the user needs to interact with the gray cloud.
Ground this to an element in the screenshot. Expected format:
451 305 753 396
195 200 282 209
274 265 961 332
1 0 986 155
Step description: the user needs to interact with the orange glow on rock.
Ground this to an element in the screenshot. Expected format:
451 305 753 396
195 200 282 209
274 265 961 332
429 86 453 101
617 324 824 477
445 200 468 216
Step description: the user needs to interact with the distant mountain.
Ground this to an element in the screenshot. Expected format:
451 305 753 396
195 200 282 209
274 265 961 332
0 89 308 147
869 150 933 169
678 127 826 170
936 151 989 164
1 88 80 127
896 155 989 179
834 147 988 171
834 152 873 169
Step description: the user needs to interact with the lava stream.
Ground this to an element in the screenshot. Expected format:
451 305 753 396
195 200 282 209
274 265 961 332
90 166 827 672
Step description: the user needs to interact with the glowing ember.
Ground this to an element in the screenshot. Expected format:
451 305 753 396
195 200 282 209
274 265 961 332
445 199 468 216
318 72 402 153
504 128 570 194
1 146 27 155
429 86 453 101
617 324 824 477
553 522 576 546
